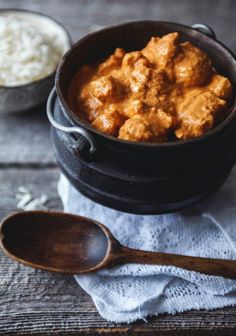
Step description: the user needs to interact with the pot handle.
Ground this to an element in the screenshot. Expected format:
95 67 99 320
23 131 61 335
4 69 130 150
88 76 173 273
191 23 216 39
47 87 96 154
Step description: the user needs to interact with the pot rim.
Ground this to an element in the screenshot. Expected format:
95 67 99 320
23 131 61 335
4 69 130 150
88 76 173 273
0 8 72 90
56 20 236 149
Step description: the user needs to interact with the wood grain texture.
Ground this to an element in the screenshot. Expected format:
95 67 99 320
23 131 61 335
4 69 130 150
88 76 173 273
0 0 236 334
0 107 56 166
1 210 111 274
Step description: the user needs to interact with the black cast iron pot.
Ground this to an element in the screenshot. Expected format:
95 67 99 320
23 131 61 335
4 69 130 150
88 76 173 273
47 21 236 214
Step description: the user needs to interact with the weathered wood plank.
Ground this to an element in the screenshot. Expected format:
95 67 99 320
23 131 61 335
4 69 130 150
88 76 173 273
0 167 60 218
1 168 236 335
1 310 236 336
0 108 56 166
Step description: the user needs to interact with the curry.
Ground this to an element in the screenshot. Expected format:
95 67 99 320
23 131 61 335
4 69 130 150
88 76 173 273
68 32 232 142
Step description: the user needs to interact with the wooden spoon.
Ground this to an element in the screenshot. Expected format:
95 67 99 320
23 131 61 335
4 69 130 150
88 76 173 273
0 210 236 278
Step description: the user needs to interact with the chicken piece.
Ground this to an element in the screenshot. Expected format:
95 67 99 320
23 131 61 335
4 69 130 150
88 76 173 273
98 48 125 74
119 109 173 142
122 100 145 118
122 51 150 68
92 107 125 136
81 96 102 122
127 59 170 104
79 75 125 122
147 108 173 139
207 74 232 102
142 33 179 68
128 58 152 94
89 75 125 102
121 52 152 94
118 117 152 141
174 42 212 87
175 90 227 139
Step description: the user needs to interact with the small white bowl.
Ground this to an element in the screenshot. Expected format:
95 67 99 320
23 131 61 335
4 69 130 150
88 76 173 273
0 8 72 114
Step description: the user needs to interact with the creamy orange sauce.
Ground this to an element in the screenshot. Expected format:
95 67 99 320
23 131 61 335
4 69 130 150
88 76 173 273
68 32 232 142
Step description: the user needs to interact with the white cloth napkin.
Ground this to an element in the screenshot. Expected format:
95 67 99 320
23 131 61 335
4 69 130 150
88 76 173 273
58 166 236 323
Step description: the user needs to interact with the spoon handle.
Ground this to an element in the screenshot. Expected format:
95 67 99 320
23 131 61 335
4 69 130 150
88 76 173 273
120 247 236 279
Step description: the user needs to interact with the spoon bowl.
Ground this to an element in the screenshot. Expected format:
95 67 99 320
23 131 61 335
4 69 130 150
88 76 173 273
1 210 236 279
0 211 116 274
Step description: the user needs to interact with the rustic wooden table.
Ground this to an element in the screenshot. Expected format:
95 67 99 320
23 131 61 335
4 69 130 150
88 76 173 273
1 0 236 335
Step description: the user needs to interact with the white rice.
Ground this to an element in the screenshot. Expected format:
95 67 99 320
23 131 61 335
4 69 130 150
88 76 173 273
0 15 64 86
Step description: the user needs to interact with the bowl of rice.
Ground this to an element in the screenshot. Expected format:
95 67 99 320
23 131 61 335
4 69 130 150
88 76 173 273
0 8 72 114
